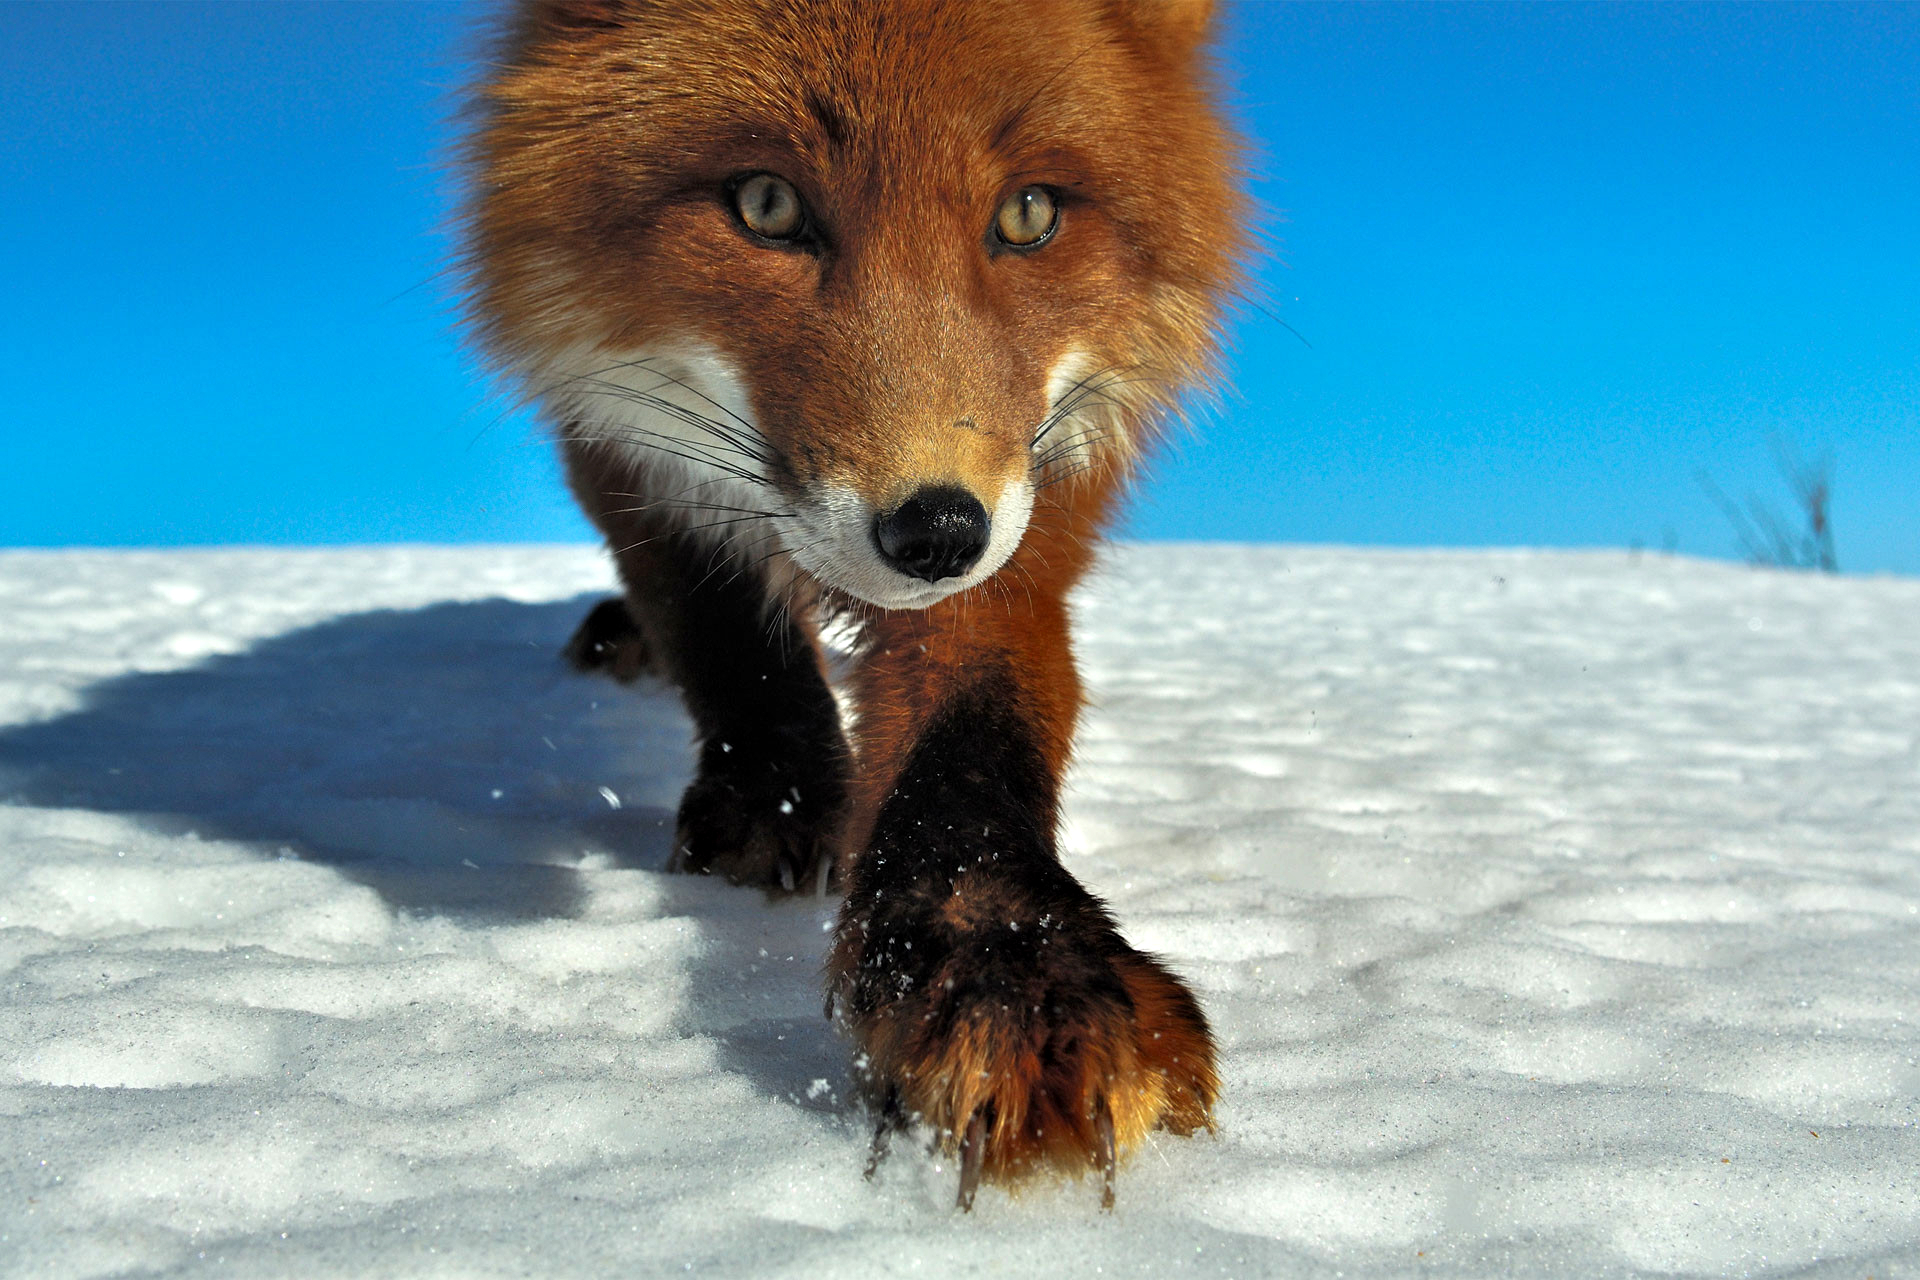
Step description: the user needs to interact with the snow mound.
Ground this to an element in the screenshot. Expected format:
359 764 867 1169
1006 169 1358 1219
1 545 1915 1277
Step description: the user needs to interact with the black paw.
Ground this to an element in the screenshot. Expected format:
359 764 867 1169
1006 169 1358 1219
562 597 653 683
671 735 847 894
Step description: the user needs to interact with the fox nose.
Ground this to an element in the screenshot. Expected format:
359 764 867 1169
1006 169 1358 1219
873 486 991 582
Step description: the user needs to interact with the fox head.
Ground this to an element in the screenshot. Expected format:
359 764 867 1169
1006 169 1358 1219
464 0 1242 609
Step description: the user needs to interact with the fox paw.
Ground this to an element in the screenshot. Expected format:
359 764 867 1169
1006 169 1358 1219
562 597 655 683
832 865 1216 1209
671 736 845 894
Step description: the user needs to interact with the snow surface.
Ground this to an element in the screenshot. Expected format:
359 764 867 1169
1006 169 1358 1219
1 544 1917 1279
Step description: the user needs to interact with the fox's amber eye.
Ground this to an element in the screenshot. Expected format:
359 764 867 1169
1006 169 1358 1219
734 173 805 240
993 186 1058 248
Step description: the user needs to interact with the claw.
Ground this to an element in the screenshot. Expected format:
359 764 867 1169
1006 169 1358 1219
956 1108 987 1212
1094 1097 1117 1212
864 1085 903 1181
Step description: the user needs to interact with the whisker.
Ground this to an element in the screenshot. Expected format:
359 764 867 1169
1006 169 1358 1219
1030 369 1118 450
589 355 765 434
602 497 796 521
569 354 773 450
562 380 773 466
609 515 789 557
1033 424 1115 470
1036 462 1095 492
599 473 784 510
1030 365 1162 449
558 424 770 489
689 525 790 596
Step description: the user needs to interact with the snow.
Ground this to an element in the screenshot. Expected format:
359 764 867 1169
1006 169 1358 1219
1 544 1916 1278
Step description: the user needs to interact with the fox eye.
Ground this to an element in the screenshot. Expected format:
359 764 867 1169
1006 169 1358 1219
733 173 806 241
993 186 1058 249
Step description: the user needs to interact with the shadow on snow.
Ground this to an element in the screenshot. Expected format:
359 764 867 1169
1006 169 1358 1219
0 593 850 1114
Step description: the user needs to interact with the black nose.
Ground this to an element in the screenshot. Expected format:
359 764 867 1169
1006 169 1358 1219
872 486 991 583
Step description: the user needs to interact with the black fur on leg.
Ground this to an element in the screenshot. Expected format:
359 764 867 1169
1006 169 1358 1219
592 521 850 893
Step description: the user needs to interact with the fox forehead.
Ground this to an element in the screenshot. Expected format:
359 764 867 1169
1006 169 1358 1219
512 0 1178 138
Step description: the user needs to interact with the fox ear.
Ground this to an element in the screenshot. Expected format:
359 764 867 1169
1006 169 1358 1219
1110 0 1217 56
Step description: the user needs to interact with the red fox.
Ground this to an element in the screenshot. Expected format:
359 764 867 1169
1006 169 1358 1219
462 0 1244 1209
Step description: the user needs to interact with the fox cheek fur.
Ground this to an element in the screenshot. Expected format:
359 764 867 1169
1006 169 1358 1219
461 0 1245 1207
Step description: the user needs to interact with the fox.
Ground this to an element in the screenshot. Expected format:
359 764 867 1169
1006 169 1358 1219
461 0 1245 1209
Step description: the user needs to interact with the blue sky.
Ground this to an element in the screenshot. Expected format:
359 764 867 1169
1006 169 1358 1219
3 2 1915 572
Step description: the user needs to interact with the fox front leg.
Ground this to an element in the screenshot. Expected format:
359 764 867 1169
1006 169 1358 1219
567 488 851 893
828 603 1216 1209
